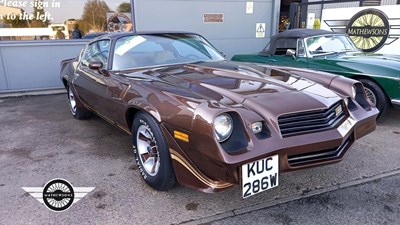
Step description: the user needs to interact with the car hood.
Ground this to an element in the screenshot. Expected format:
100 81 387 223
122 61 342 116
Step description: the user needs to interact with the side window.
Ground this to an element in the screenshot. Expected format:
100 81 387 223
274 38 297 55
81 40 111 69
297 39 305 57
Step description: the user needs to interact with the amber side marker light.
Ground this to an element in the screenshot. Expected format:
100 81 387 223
174 130 189 142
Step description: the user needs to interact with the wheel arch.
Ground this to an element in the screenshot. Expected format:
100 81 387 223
62 77 68 88
126 106 162 131
350 75 390 100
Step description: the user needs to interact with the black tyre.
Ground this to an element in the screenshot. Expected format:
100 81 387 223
67 85 92 120
360 79 389 117
132 112 176 191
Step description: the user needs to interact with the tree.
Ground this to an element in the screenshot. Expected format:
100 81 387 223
117 2 131 13
3 16 29 28
30 0 50 27
81 0 111 32
3 10 29 28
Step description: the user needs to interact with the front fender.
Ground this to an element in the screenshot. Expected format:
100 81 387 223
126 98 162 122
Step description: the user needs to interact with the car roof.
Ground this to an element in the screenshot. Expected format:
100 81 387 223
83 32 109 39
94 31 199 41
273 29 339 39
260 29 345 55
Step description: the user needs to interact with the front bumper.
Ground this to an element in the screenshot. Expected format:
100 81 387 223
165 107 378 193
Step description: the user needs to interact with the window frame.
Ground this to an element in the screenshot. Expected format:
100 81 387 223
80 39 111 70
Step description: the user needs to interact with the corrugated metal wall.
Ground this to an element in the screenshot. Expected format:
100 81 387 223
381 0 398 5
134 0 280 59
308 0 397 7
322 2 359 9
0 41 87 93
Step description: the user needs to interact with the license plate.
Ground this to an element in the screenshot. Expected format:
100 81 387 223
242 155 279 198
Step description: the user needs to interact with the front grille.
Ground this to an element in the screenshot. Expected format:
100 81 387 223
278 101 346 138
288 134 354 167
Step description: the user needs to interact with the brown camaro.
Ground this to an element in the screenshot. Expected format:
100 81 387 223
60 32 378 198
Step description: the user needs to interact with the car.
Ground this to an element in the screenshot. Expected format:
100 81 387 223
232 29 400 117
60 31 378 198
83 32 108 39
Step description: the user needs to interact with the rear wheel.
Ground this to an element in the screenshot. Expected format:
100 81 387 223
132 112 176 191
67 85 92 120
359 79 389 117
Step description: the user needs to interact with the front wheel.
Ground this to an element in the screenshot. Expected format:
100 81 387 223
132 112 176 191
359 79 389 117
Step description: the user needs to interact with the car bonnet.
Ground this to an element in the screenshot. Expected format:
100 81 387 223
123 61 342 117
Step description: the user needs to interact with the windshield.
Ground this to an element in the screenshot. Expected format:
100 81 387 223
305 35 359 56
112 34 225 70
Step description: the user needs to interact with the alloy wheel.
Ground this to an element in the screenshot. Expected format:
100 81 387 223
136 125 160 176
68 87 77 115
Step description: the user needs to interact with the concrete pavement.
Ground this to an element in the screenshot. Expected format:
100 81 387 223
209 174 400 225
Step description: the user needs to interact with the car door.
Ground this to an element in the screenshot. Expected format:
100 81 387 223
307 56 346 74
254 38 309 68
73 39 111 116
101 35 168 128
264 37 294 66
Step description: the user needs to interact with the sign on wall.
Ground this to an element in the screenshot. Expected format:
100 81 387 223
246 2 253 14
203 13 224 23
321 5 400 54
0 0 133 40
256 22 265 38
307 13 315 29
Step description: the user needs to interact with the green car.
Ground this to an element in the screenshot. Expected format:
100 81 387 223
232 29 400 116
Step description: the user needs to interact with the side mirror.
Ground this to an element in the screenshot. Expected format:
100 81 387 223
88 62 109 76
89 61 103 70
286 49 296 59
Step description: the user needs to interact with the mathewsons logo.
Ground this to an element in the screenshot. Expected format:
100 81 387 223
346 9 390 52
22 178 95 212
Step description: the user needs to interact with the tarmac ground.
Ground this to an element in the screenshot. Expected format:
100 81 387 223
0 94 399 225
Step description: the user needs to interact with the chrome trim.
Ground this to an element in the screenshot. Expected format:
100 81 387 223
169 149 233 189
391 99 400 106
